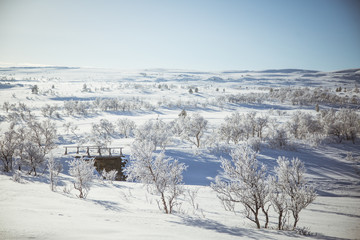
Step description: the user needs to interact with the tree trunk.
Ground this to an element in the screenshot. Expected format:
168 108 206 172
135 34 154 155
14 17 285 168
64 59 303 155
161 192 169 214
254 210 261 229
195 132 200 148
262 206 269 228
292 211 299 230
278 211 283 230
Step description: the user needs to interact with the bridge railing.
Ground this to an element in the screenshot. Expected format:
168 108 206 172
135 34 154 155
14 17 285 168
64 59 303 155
64 146 124 157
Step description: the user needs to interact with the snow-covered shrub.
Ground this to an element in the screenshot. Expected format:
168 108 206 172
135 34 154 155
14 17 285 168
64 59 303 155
3 101 16 113
93 97 155 113
211 145 270 229
247 137 261 152
295 226 315 236
64 100 91 116
125 141 187 214
41 104 59 118
101 169 118 184
204 132 233 154
307 133 324 147
12 170 22 183
268 128 288 149
186 188 200 211
116 118 136 138
47 156 63 191
69 157 96 199
5 102 34 124
63 122 79 138
274 157 317 229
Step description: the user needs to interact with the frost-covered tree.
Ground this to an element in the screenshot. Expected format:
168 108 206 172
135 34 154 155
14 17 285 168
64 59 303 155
211 145 270 228
286 113 301 139
178 109 187 118
21 141 45 176
246 112 258 138
28 120 57 155
269 175 288 230
218 112 245 144
315 103 319 112
336 109 359 143
135 119 171 150
63 122 79 137
2 116 56 173
268 127 288 149
0 128 18 172
116 118 136 138
274 157 316 229
218 112 268 144
2 101 14 113
18 120 57 175
287 111 322 140
92 119 116 146
47 156 63 191
69 157 96 199
101 169 118 184
31 85 39 94
321 108 359 143
178 113 208 148
255 115 268 140
125 141 187 214
64 100 90 116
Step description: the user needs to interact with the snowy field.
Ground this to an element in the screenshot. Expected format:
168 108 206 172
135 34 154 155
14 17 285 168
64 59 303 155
1 66 360 239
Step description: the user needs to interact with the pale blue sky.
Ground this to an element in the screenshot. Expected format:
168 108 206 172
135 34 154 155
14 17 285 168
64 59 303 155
0 0 359 71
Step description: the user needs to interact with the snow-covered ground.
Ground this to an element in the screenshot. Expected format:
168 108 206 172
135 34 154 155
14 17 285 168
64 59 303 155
1 66 360 239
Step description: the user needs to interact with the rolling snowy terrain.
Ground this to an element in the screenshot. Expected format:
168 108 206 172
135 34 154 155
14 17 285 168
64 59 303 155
1 66 360 239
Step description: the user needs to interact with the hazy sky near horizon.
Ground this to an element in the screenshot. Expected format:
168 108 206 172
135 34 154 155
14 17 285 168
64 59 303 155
0 0 359 71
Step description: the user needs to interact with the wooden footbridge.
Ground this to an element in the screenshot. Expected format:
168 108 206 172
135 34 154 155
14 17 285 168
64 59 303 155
64 146 127 181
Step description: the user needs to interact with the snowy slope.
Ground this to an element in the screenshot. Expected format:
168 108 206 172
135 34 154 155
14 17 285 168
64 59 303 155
1 174 359 240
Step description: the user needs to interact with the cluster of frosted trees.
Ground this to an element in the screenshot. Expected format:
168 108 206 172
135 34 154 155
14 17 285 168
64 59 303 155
5 97 158 118
217 86 360 106
85 112 209 149
124 136 316 230
216 108 360 149
211 146 316 230
123 113 208 213
285 108 360 144
75 107 360 152
63 97 156 116
0 118 57 175
126 141 187 214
